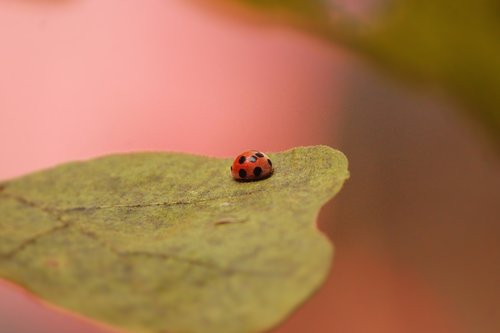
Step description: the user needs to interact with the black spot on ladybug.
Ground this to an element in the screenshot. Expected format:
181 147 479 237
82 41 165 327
256 152 264 158
253 167 262 177
238 156 246 164
249 156 257 163
239 169 247 178
267 159 272 166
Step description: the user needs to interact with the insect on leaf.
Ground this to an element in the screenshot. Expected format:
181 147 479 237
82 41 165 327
0 145 349 333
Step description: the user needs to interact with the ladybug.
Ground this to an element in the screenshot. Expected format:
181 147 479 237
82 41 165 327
231 150 273 181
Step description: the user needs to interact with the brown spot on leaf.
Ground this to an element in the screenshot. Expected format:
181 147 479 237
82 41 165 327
214 219 247 226
45 258 60 268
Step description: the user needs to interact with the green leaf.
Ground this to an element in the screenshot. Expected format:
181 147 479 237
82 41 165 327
229 0 324 14
0 145 349 333
362 0 500 145
207 0 329 21
207 0 500 145
196 0 338 38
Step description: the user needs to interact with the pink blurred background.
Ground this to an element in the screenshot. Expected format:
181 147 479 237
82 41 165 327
1 1 498 333
0 0 346 180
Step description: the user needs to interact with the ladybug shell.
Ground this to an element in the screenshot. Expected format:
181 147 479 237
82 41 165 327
231 150 273 181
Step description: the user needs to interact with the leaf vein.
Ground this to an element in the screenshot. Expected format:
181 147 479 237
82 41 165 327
0 223 70 259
